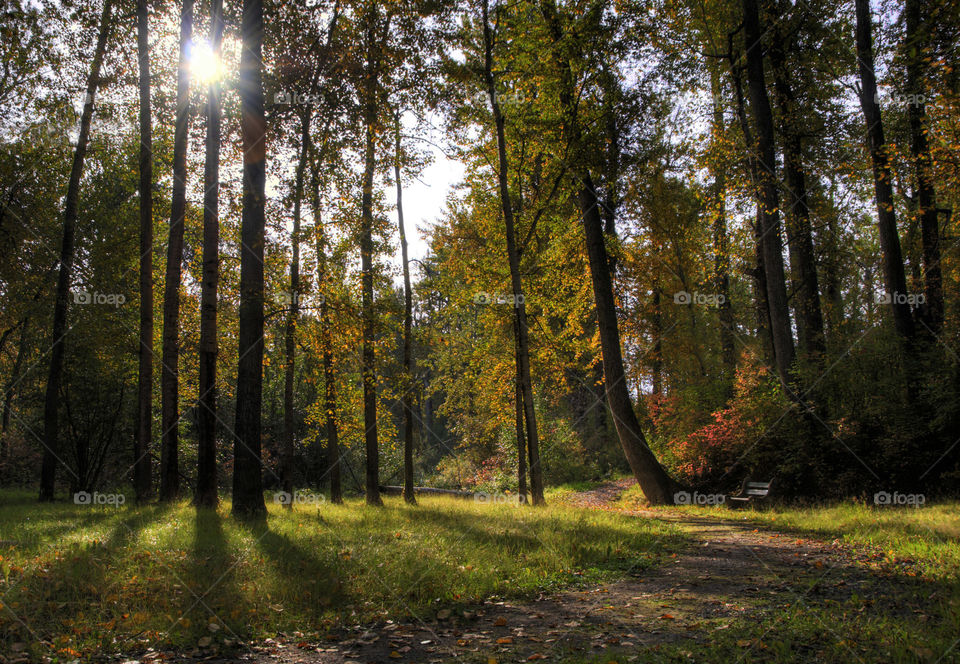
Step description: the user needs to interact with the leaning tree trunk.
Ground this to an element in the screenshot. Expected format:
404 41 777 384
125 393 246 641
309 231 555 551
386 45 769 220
232 0 267 519
394 114 417 505
134 0 154 502
742 0 796 386
768 20 826 362
39 0 114 502
160 0 194 502
359 9 382 506
579 177 683 504
281 112 310 509
196 0 224 509
905 0 943 334
482 0 544 505
854 0 915 340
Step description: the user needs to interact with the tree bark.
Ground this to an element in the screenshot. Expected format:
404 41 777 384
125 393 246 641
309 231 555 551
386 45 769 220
742 0 796 385
767 19 826 361
160 0 194 502
232 0 267 519
196 0 224 509
2 320 28 458
482 0 544 505
709 68 736 377
905 0 943 334
854 0 915 340
281 113 309 509
579 177 682 504
134 0 154 502
39 0 114 502
312 167 342 504
394 114 417 505
514 326 527 500
360 7 382 506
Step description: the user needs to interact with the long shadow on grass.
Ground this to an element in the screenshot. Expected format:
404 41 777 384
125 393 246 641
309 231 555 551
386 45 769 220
0 502 171 657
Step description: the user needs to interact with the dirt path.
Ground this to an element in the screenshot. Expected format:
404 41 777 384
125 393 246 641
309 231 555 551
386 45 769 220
152 481 896 663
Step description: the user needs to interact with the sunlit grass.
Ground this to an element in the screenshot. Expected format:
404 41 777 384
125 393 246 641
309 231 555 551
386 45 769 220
0 489 684 658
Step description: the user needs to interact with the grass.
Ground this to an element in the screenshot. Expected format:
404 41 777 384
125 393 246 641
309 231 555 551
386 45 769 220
0 489 685 660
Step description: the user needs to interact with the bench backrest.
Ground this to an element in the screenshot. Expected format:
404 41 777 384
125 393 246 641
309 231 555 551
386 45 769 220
742 480 772 497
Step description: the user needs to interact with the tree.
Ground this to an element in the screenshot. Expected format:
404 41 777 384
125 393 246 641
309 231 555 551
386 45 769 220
481 0 545 505
134 0 153 502
394 113 417 505
232 0 268 519
740 0 796 385
854 0 915 340
39 0 114 502
160 0 194 502
196 0 225 509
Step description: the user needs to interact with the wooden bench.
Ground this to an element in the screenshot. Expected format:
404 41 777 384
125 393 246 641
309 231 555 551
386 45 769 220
728 478 773 507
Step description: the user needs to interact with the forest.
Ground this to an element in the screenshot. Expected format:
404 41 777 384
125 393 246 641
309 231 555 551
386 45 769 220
1 0 959 661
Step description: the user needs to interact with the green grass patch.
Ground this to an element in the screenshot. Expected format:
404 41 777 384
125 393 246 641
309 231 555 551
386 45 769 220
0 489 684 659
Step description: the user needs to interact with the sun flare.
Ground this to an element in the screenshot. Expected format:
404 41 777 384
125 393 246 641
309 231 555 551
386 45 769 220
188 41 222 84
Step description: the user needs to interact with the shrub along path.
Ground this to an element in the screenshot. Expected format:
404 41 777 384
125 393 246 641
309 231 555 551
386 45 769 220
197 482 956 664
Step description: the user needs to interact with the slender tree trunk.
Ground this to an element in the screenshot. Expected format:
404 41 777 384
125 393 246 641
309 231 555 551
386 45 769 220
728 53 774 366
196 0 224 509
39 0 114 502
579 177 682 505
709 69 736 378
742 0 796 385
767 22 826 361
905 0 943 334
394 115 417 505
2 320 28 458
651 287 663 398
312 170 342 504
854 0 915 340
482 0 544 505
360 9 381 506
232 0 267 519
282 113 309 509
514 320 527 500
134 0 154 502
160 0 194 502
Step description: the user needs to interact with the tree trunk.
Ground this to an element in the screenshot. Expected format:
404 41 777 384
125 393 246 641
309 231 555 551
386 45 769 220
709 68 736 378
39 0 114 502
282 113 309 509
394 114 417 505
196 0 224 509
232 0 267 519
160 0 194 502
767 20 826 361
905 0 943 334
134 0 154 502
482 0 544 505
312 169 342 504
2 320 28 458
854 0 915 340
727 51 774 367
579 177 682 505
514 327 527 500
742 0 796 386
360 8 381 507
